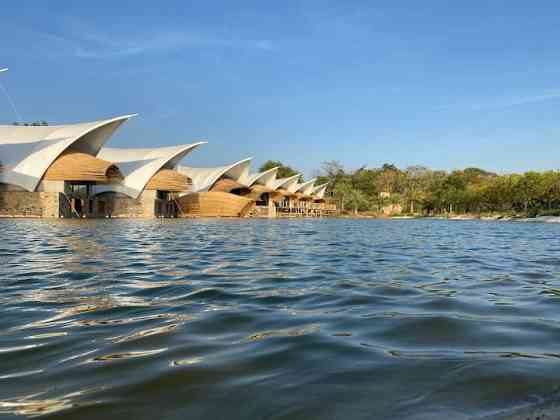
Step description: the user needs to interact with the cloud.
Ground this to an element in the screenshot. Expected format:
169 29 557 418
438 90 560 112
72 30 274 59
469 91 560 110
3 20 274 60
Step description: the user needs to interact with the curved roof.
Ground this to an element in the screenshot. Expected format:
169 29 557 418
296 178 317 196
245 167 279 188
178 158 252 192
272 173 301 192
145 169 191 192
0 114 135 191
312 183 329 199
97 142 205 198
43 152 123 182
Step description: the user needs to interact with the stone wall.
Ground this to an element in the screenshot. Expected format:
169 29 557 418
0 191 61 218
96 191 154 218
97 190 175 218
0 189 177 219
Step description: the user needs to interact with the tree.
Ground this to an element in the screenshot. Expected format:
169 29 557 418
333 180 369 214
13 121 49 126
309 160 560 217
259 160 299 178
346 188 369 215
321 161 346 184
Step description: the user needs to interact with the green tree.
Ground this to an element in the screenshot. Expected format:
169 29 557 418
259 160 299 179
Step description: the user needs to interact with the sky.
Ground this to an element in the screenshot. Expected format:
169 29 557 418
1 1 560 177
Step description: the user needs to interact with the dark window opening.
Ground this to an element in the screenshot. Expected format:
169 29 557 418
256 193 269 206
157 190 170 200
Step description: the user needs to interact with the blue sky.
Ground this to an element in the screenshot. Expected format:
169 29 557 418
1 1 560 177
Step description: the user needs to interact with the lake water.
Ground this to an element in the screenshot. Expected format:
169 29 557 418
1 219 560 419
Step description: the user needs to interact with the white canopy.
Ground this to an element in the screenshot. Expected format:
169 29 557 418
295 178 317 196
178 157 252 192
244 166 279 188
312 183 329 199
272 173 301 192
0 114 135 191
97 142 205 198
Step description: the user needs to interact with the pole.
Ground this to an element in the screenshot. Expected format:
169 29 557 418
0 67 22 123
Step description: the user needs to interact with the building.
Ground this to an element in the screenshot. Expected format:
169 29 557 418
176 158 255 217
285 178 316 216
0 110 337 218
0 115 134 217
274 177 317 217
310 183 337 216
270 174 300 215
94 143 205 217
243 166 280 217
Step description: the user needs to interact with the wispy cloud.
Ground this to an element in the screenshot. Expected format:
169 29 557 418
438 90 560 112
470 91 560 110
4 20 274 60
72 30 274 59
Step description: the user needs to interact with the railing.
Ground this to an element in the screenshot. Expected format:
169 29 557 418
275 205 337 217
59 193 81 218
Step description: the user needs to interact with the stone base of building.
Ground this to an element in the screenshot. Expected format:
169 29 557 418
0 190 337 219
0 190 178 219
95 190 176 218
0 191 74 218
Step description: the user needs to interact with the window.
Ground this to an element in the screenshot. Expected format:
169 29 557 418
157 190 169 200
256 193 269 206
68 183 92 196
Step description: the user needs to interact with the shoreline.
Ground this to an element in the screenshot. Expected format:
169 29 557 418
336 213 560 223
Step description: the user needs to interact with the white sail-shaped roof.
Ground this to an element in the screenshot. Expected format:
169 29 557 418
245 166 279 188
0 114 135 192
178 158 252 192
312 183 328 199
272 173 301 192
97 142 205 198
295 178 317 196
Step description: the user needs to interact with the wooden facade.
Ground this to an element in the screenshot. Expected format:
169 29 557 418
176 191 254 217
245 184 273 201
43 152 122 183
275 195 337 217
145 169 191 192
270 188 290 202
210 178 251 195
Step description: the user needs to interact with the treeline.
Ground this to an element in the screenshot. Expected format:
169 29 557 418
315 161 560 216
260 159 560 216
12 121 48 126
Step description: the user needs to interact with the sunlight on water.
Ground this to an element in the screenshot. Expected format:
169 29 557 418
1 218 560 419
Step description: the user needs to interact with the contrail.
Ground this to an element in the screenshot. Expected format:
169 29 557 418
0 68 22 123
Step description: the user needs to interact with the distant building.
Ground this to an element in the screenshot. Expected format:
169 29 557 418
176 159 255 217
0 114 336 218
95 143 204 217
0 115 133 217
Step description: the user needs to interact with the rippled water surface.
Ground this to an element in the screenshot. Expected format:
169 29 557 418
1 219 560 419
